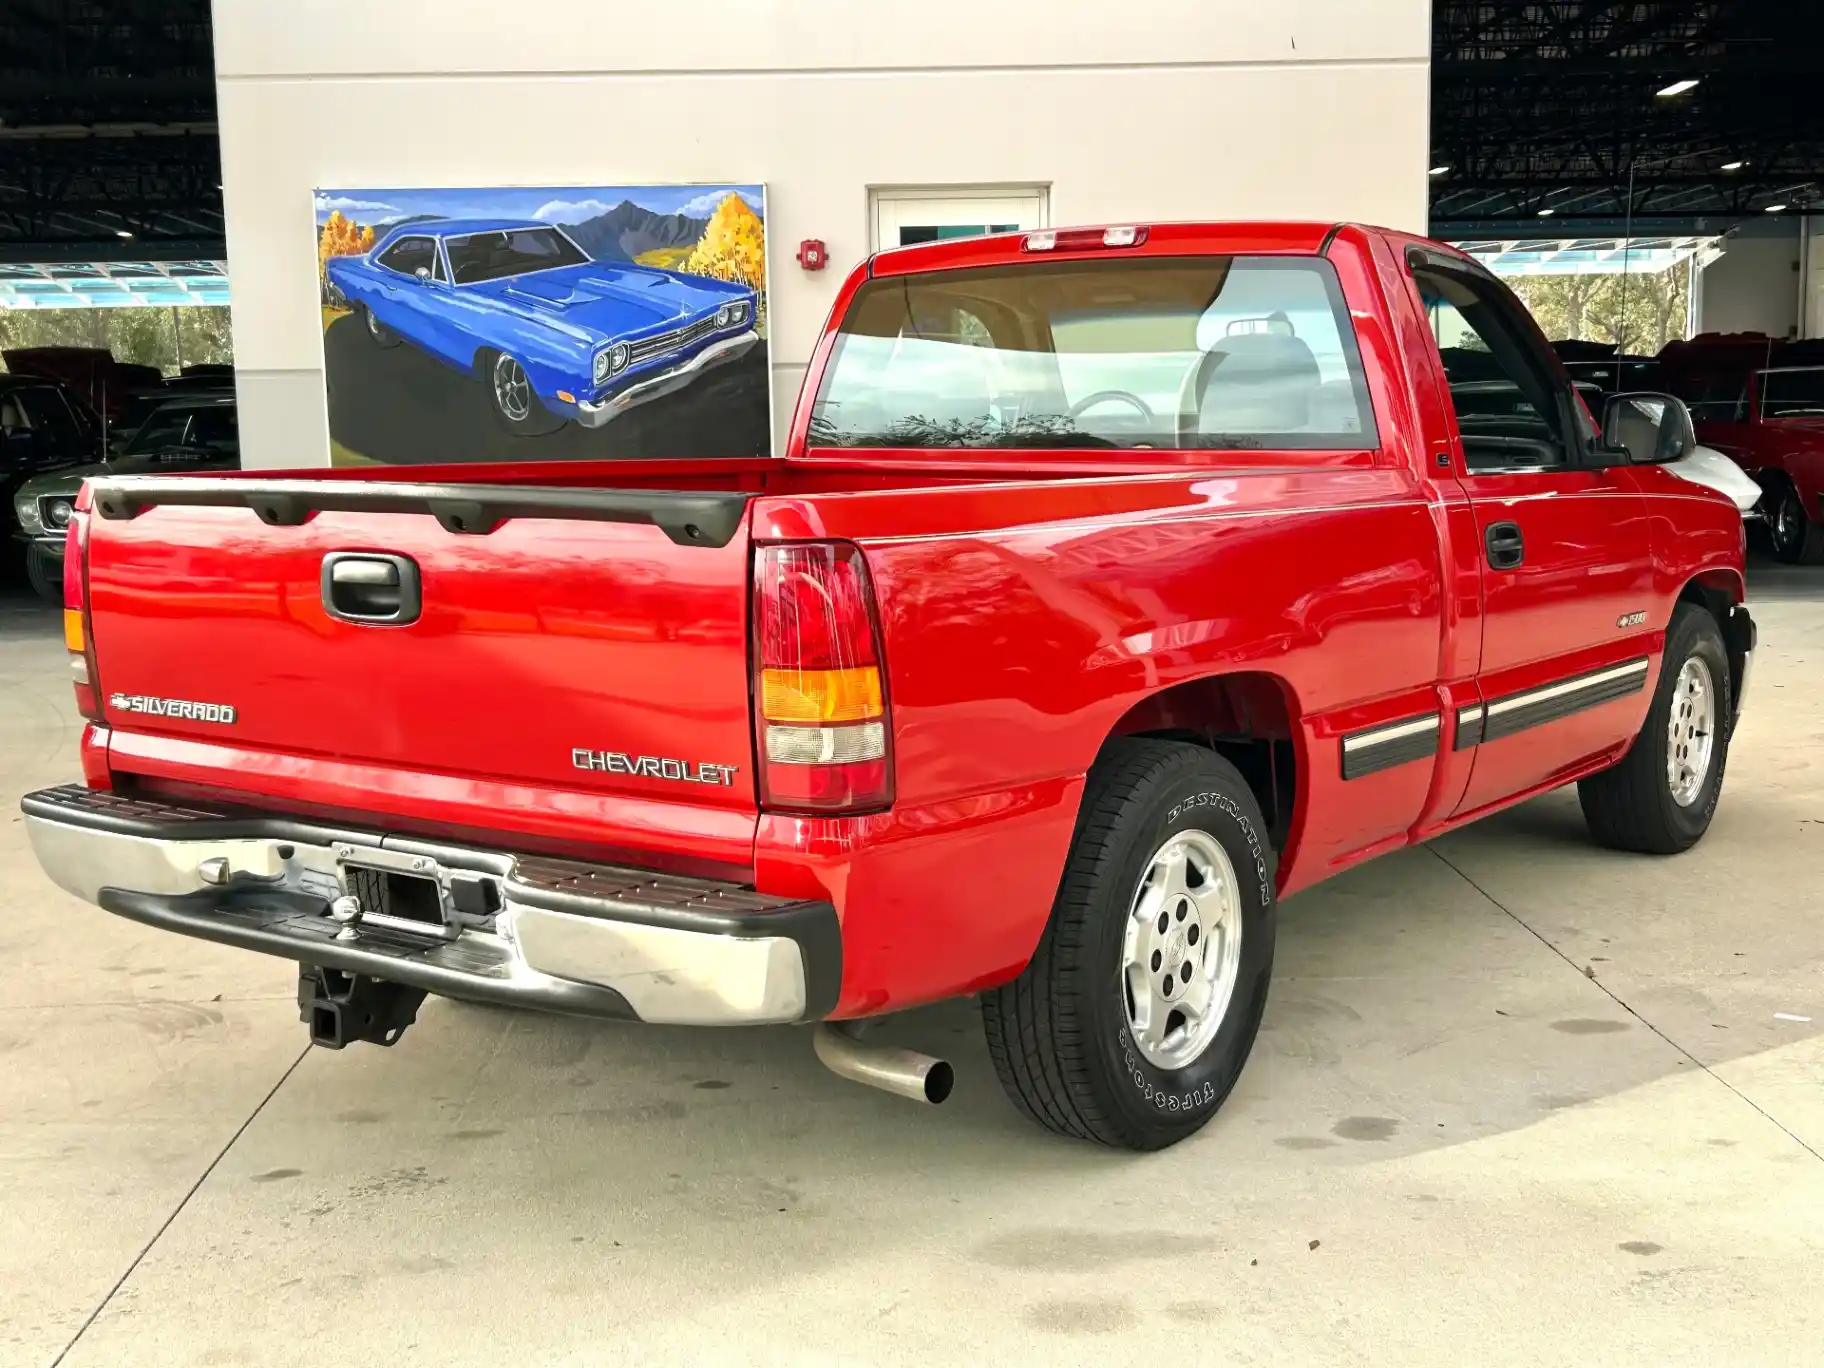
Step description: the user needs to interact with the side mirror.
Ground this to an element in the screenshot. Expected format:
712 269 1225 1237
414 266 433 283
1597 391 1697 466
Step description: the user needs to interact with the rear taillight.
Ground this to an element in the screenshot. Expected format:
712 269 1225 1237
63 510 103 726
753 542 892 814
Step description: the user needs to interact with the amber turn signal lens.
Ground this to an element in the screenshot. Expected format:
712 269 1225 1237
63 608 84 653
761 665 883 724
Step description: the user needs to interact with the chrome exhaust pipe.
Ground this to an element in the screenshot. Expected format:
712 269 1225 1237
813 1022 954 1105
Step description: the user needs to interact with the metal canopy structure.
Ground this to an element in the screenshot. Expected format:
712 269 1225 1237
0 258 228 308
1452 235 1718 276
1432 1 1823 234
0 0 221 259
1 2 1817 261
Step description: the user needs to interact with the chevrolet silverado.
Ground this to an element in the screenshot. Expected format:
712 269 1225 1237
24 222 1754 1150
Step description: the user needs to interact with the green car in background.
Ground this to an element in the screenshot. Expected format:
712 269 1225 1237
14 393 237 600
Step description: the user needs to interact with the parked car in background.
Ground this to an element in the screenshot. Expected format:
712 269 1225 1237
27 224 1750 1150
1662 333 1824 561
13 394 237 599
3 346 159 440
325 218 759 435
1552 341 1667 399
106 379 232 455
2 374 104 559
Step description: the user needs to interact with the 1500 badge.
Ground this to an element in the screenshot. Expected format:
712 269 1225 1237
572 749 738 786
109 693 237 724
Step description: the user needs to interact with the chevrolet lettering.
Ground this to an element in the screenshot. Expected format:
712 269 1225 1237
571 748 738 786
24 222 1753 1151
107 694 237 725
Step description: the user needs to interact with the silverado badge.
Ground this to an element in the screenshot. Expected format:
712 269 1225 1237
109 694 237 724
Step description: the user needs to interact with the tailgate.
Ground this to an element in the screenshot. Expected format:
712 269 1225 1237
82 477 759 842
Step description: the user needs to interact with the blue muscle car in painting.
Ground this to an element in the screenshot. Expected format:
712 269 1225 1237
324 218 759 434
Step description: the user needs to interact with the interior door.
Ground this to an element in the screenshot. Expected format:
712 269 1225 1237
1406 257 1657 818
870 188 1047 251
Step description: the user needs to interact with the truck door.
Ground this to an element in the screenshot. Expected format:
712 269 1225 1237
1404 254 1656 818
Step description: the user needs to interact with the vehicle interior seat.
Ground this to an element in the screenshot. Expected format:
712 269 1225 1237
1178 333 1322 445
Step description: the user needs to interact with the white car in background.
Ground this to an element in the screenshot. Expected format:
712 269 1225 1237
1670 441 1762 515
1560 363 1760 518
1569 379 1759 517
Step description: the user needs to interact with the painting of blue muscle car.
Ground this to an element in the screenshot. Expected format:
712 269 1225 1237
316 184 771 462
325 218 758 436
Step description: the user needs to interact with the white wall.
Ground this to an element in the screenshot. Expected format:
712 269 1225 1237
1802 217 1824 340
1696 221 1801 338
212 0 1432 468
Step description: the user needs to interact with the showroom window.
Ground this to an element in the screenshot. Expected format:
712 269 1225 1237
810 256 1376 451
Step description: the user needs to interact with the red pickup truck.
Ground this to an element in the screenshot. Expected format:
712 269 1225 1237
24 222 1754 1150
1662 334 1824 563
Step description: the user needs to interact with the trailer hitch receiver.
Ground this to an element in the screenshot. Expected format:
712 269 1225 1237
298 966 427 1049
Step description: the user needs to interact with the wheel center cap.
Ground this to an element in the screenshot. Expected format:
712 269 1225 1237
1163 926 1190 969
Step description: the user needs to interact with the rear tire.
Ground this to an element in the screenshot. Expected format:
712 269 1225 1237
25 545 61 602
1768 482 1824 564
1578 603 1732 854
982 739 1276 1150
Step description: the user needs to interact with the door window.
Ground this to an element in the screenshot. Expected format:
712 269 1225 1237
1759 367 1824 419
1412 264 1579 472
187 406 240 455
1670 371 1749 422
377 236 438 278
17 387 85 452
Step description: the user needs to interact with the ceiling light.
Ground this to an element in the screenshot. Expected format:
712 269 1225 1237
1536 208 1556 217
1765 203 1788 213
114 229 133 238
1720 160 1746 171
1656 78 1700 98
1429 165 1451 176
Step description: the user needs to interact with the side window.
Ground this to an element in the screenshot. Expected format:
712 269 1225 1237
377 236 437 278
430 243 449 284
0 394 26 436
1675 373 1749 422
187 407 239 454
1412 264 1574 472
18 387 85 451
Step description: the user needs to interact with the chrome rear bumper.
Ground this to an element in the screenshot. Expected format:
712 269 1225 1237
22 786 839 1027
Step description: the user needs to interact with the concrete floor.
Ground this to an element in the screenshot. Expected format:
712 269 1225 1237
3 565 1820 1368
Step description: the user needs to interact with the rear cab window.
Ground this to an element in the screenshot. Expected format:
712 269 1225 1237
810 256 1378 452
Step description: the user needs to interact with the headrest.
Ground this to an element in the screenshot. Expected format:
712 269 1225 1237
1194 333 1322 433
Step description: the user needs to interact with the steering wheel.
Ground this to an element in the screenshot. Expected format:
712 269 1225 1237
1069 390 1154 422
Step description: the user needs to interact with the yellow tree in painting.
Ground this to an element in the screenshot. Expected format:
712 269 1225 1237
318 211 377 300
683 194 766 294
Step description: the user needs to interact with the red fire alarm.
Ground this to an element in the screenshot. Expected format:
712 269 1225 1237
797 238 828 271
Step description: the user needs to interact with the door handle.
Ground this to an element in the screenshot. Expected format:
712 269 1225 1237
322 553 421 624
1485 521 1525 570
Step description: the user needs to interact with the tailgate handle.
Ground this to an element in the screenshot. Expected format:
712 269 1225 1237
322 553 421 625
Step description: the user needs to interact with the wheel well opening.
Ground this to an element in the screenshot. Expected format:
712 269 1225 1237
1678 575 1749 712
1108 672 1299 853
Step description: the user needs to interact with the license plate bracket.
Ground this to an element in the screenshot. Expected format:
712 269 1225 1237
335 845 458 940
